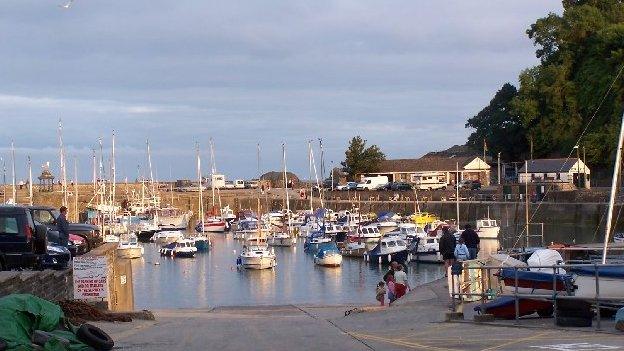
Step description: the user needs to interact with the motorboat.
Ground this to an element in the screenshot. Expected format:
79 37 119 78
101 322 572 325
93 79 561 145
409 212 438 226
347 224 382 243
237 242 276 270
340 241 367 258
221 205 237 227
116 233 144 259
414 234 443 263
194 234 211 251
195 216 227 233
365 236 413 264
298 220 321 238
156 207 192 231
267 231 296 247
151 230 184 245
376 212 400 235
386 223 426 239
475 218 500 239
314 243 342 267
159 239 197 258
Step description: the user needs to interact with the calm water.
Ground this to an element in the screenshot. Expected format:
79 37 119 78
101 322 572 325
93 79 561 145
131 233 445 309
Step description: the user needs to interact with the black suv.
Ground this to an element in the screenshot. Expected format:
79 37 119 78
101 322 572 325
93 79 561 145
27 206 102 253
0 205 71 270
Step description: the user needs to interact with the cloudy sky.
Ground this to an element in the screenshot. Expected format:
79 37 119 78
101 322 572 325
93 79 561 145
0 0 562 182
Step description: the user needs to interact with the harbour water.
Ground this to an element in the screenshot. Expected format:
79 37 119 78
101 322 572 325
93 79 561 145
131 232 445 309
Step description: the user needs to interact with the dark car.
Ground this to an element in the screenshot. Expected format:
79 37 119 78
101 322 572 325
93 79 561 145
391 182 413 191
456 179 482 190
0 205 71 270
27 206 102 253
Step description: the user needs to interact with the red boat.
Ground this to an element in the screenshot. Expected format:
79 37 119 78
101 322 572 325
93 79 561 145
474 297 554 319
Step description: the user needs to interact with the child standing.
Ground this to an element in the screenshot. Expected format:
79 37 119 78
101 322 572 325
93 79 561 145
454 237 470 262
375 281 386 306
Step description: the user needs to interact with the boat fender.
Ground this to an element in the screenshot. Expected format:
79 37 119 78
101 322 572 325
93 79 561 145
387 254 391 262
76 324 114 351
378 256 382 264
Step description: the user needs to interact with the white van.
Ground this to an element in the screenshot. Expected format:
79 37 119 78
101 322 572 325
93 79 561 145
211 174 226 189
234 179 246 189
356 175 389 190
411 172 447 190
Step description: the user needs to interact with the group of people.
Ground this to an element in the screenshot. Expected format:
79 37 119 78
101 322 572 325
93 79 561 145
375 262 411 306
439 224 480 273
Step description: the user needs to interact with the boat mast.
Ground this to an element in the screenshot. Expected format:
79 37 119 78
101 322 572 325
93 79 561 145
602 111 624 263
525 160 530 248
2 157 6 203
197 143 204 234
146 139 158 224
11 140 16 203
308 140 313 212
256 143 262 239
318 138 325 208
58 119 68 207
455 162 459 227
111 131 116 221
92 148 96 196
28 155 33 206
74 156 78 222
209 138 216 210
282 143 291 234
310 146 323 208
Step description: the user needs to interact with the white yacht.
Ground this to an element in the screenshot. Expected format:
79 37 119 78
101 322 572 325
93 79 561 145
365 236 410 264
238 241 276 270
415 234 443 263
151 230 184 245
156 207 192 231
347 224 382 243
475 218 500 239
387 223 427 239
160 239 197 258
235 218 270 240
268 231 296 247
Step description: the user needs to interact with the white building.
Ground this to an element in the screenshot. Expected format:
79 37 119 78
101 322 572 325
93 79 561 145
518 158 590 188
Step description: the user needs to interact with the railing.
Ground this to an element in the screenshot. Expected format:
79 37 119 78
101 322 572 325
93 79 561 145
500 222 545 249
450 263 624 330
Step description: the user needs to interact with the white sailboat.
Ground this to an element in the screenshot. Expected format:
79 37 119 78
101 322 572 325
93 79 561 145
268 143 296 247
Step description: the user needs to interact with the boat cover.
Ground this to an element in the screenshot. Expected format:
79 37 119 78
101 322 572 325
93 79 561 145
570 266 624 278
527 249 566 274
499 268 573 285
0 294 90 350
488 253 527 268
316 243 339 258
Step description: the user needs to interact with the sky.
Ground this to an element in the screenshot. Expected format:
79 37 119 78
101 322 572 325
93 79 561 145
0 0 563 182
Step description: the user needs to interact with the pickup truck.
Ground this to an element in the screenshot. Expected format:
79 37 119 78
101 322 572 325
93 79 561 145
0 205 71 270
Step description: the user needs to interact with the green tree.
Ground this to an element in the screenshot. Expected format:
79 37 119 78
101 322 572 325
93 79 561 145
511 0 624 167
341 136 385 180
465 83 528 161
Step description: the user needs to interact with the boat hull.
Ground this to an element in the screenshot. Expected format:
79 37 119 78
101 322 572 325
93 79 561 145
414 250 443 263
194 239 210 251
366 250 410 264
240 256 276 270
315 254 342 267
340 247 367 258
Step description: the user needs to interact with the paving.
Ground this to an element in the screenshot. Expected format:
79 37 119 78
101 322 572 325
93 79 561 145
96 279 624 351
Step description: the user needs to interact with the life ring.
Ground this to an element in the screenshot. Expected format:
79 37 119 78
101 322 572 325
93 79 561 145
76 323 114 351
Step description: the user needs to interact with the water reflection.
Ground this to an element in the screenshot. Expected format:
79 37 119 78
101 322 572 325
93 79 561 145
132 233 446 309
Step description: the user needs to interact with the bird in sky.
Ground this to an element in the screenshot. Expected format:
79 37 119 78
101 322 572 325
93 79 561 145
58 0 74 9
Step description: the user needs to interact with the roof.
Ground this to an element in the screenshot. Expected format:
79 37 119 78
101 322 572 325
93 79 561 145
518 159 582 173
377 156 484 173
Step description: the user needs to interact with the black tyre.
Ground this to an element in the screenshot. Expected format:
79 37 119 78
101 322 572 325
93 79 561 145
76 324 114 351
0 337 7 351
556 299 591 311
556 316 592 327
537 307 554 317
557 309 594 319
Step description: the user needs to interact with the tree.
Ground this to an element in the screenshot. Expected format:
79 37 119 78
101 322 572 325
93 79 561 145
511 0 624 167
465 83 528 161
341 136 385 180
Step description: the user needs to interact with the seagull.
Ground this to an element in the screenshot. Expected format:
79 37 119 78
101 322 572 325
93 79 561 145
58 0 74 9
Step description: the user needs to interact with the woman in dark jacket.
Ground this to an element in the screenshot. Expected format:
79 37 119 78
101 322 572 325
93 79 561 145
438 227 456 275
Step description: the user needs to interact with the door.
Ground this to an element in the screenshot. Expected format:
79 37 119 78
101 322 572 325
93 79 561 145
0 213 30 268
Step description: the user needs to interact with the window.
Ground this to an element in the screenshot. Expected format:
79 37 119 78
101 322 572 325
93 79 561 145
33 210 55 224
0 216 19 235
387 241 396 247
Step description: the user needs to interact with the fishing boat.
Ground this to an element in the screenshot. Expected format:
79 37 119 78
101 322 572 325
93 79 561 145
116 233 144 259
365 236 412 264
347 224 382 243
475 217 500 239
314 243 342 267
159 239 197 258
340 241 367 258
151 230 184 245
238 241 276 270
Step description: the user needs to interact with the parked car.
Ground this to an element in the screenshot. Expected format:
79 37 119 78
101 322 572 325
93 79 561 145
27 206 102 253
456 179 482 190
375 183 393 191
336 182 358 191
391 182 413 191
0 205 71 270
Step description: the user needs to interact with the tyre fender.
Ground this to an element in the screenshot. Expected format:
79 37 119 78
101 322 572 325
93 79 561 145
76 324 114 351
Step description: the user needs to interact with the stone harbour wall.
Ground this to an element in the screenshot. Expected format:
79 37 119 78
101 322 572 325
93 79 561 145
0 269 73 301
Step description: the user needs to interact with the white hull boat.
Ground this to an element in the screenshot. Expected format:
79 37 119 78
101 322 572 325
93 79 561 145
151 230 184 245
268 233 296 247
116 234 144 259
238 244 276 270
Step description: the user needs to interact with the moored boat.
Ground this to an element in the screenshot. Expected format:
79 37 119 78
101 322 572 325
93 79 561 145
237 242 276 270
151 230 184 245
160 239 197 258
116 233 144 259
314 243 342 267
365 236 413 264
347 224 382 243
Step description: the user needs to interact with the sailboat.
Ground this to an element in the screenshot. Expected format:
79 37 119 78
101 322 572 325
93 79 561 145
193 143 211 251
237 144 276 269
196 139 227 233
268 143 296 247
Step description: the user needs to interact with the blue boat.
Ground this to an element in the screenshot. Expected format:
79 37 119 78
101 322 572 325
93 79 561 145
304 230 332 253
194 236 211 251
314 243 342 267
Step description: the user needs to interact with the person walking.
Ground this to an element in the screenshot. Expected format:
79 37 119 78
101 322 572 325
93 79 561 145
454 237 470 262
439 227 456 275
460 224 480 260
57 206 70 247
393 264 410 299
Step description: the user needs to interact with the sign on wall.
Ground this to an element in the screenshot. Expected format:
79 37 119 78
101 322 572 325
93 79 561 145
73 256 109 300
